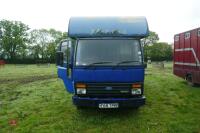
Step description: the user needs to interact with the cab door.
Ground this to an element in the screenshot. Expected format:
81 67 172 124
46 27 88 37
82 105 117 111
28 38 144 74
57 40 74 93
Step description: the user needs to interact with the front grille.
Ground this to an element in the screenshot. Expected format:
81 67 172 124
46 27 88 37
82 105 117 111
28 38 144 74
86 83 131 97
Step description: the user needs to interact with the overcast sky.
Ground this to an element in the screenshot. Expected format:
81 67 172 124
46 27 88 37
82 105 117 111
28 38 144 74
0 0 199 43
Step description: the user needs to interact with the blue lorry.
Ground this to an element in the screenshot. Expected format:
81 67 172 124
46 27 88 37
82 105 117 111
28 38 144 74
56 17 149 109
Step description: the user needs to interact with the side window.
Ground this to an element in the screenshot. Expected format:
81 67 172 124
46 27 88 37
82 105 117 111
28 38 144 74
61 41 68 64
185 32 190 39
198 29 200 36
175 35 179 42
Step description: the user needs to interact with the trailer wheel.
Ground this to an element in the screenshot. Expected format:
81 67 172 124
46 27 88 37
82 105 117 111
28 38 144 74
186 74 195 87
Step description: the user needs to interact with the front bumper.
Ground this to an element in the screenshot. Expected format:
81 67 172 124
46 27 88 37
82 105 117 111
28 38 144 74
72 96 146 108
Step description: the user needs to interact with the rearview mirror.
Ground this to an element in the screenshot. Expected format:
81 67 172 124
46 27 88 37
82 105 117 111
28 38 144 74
56 51 64 66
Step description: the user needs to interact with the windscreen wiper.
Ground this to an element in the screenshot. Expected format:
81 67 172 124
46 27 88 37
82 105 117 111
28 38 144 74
84 61 112 68
117 60 139 65
113 60 139 68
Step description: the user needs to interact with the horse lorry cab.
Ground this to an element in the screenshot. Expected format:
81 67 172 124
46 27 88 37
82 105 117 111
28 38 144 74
56 17 149 109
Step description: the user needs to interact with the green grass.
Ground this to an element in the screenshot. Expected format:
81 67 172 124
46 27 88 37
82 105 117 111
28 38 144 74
0 63 200 133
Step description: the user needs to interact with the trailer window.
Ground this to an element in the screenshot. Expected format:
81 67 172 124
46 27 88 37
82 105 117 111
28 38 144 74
175 35 179 42
185 32 190 39
198 30 200 36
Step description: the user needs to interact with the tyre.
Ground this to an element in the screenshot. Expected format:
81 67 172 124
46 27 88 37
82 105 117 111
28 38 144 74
186 74 195 87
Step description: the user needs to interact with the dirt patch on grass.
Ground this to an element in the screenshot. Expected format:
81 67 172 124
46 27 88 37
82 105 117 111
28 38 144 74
0 75 57 84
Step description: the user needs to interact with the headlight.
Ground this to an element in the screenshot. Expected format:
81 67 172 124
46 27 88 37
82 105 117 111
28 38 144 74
131 83 142 95
77 88 86 94
76 83 86 95
131 89 141 95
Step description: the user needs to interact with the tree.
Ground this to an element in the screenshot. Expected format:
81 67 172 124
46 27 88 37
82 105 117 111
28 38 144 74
0 20 29 60
29 29 67 62
47 29 67 61
141 31 159 61
0 28 3 58
29 29 50 60
148 42 173 61
142 31 159 46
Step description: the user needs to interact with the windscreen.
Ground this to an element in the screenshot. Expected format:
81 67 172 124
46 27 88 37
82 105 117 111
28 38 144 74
76 39 142 66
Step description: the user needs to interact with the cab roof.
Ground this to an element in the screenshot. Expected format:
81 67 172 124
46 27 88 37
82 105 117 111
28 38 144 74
68 17 149 38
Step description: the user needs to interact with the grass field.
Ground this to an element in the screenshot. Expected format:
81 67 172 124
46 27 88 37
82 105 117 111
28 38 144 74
0 63 200 133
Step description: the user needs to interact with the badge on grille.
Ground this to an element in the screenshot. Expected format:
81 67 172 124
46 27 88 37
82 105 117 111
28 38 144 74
105 86 112 90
